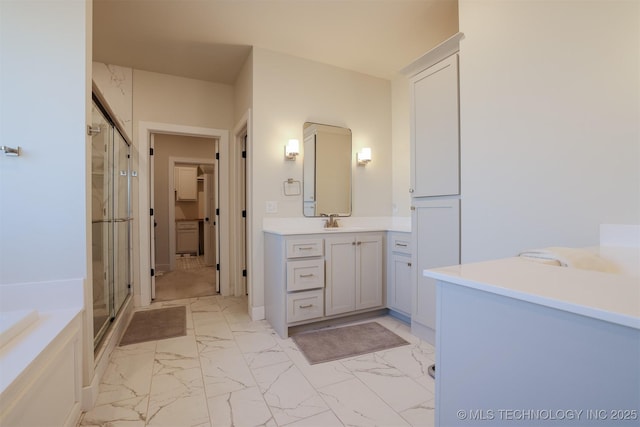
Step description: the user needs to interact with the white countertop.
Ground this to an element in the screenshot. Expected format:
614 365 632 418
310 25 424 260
263 216 411 235
424 256 640 330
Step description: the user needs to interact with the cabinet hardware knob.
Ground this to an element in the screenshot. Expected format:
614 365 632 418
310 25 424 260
409 188 414 193
299 304 313 309
408 262 412 267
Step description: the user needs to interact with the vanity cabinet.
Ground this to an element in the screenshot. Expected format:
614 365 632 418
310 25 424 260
176 220 199 255
174 166 198 201
325 233 384 316
411 198 460 344
264 234 325 338
402 32 464 344
264 231 385 338
387 232 412 318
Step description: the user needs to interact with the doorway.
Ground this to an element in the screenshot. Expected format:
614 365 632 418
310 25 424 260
137 121 246 308
150 133 219 301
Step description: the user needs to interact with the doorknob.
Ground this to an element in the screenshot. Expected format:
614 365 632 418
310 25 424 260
205 217 209 222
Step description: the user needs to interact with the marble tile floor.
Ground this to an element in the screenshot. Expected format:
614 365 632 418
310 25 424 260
78 295 436 427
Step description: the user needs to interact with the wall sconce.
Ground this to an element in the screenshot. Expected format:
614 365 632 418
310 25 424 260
357 147 372 166
285 139 299 160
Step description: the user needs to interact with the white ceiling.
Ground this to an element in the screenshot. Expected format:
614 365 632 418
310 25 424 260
93 0 458 84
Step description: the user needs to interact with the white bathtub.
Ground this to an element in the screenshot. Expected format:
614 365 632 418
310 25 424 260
0 309 39 349
0 279 83 427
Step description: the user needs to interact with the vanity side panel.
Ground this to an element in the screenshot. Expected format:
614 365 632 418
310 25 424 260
264 233 287 338
436 281 640 426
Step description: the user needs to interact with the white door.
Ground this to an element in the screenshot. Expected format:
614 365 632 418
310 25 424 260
203 172 216 267
150 134 156 299
240 134 247 295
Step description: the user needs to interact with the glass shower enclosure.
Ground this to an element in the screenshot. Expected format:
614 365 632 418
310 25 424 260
91 98 131 349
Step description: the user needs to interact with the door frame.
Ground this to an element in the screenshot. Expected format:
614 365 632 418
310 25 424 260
137 121 229 307
232 110 253 311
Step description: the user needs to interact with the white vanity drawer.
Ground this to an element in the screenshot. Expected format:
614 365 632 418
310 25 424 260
391 235 411 255
287 289 324 323
287 259 324 291
286 238 323 258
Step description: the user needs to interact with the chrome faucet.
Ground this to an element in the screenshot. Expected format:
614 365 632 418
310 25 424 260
322 213 340 228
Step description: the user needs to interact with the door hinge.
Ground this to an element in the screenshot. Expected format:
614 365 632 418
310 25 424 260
242 210 246 218
242 151 246 159
150 147 154 155
150 208 154 216
216 264 220 271
151 268 155 277
216 208 219 216
215 152 219 160
242 269 247 277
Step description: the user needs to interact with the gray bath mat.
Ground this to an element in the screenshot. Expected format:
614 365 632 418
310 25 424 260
119 306 186 346
291 322 409 364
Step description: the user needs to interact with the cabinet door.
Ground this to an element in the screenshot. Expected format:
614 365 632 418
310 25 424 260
176 222 199 254
325 235 356 316
412 199 460 332
355 233 383 310
175 166 197 201
410 54 459 197
389 253 412 316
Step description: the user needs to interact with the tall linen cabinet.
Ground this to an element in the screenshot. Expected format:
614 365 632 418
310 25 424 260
402 33 464 345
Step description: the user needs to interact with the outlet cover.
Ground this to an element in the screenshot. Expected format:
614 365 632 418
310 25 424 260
266 201 278 213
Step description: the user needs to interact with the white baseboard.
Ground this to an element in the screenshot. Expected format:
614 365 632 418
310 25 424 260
251 305 265 321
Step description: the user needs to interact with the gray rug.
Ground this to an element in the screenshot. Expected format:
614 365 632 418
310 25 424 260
292 322 409 364
119 306 187 346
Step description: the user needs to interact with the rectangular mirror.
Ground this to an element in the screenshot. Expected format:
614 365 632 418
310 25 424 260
303 122 352 217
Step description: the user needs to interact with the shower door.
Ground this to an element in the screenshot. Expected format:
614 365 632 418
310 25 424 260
91 99 131 349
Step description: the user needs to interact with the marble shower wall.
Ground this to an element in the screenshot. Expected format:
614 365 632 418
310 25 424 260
93 62 133 142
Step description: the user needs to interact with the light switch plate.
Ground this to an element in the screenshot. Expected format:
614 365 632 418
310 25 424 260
266 201 278 213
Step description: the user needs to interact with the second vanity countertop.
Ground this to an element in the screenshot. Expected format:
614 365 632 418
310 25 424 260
263 216 411 235
424 254 640 330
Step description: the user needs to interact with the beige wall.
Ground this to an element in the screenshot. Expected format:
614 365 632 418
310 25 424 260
391 74 411 216
133 70 235 131
131 70 234 296
250 47 392 311
234 52 253 124
153 134 216 270
459 0 640 262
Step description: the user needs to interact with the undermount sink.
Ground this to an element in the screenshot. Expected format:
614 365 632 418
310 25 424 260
322 227 365 232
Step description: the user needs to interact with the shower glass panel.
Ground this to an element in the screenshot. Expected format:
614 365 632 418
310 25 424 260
91 98 131 349
113 130 131 314
91 104 112 345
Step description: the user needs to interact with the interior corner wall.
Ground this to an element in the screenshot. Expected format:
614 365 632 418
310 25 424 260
458 0 640 263
234 51 253 124
391 74 411 217
0 0 89 284
250 47 392 312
